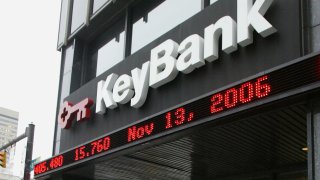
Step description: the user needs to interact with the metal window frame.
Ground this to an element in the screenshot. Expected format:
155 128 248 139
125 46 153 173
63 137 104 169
68 0 92 39
57 0 73 51
91 0 114 20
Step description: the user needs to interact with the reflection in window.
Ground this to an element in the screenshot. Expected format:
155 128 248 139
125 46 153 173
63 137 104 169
131 0 201 53
61 72 72 101
93 0 111 14
71 0 89 34
63 43 75 74
96 31 125 76
61 44 75 102
210 0 219 5
57 0 70 48
88 18 125 77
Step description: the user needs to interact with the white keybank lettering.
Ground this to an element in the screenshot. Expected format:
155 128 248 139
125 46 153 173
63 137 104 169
96 0 276 114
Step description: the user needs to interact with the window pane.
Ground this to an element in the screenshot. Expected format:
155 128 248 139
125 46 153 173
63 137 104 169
71 0 89 34
90 18 126 77
61 71 72 101
210 0 219 5
93 0 112 14
57 0 70 48
63 43 75 74
54 140 60 155
96 32 125 76
131 0 201 53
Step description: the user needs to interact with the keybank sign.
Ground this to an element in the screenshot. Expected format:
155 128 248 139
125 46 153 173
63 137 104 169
96 0 277 114
59 0 277 129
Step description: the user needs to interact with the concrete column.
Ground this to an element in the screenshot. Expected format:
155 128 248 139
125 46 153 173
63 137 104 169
307 99 320 180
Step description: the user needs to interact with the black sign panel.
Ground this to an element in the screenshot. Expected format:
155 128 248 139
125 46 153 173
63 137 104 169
35 54 320 177
59 0 301 157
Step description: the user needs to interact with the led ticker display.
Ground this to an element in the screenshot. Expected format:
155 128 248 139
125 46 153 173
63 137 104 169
209 76 271 114
34 55 320 177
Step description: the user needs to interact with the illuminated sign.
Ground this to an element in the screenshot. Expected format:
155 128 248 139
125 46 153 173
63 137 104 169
36 55 320 177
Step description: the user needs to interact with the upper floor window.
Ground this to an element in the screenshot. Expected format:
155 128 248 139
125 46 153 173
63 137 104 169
131 0 201 54
87 17 126 78
57 0 71 49
95 31 125 76
70 0 90 35
210 0 219 5
93 0 112 15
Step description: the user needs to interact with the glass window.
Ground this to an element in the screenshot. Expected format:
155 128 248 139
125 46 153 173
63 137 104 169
54 140 61 155
93 0 112 14
71 0 89 34
96 32 125 76
60 44 75 101
210 0 218 4
57 0 71 48
88 17 125 77
61 72 72 102
131 0 201 53
63 43 75 74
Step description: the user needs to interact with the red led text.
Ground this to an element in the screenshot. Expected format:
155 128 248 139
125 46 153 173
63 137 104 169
49 155 63 169
74 136 111 161
74 146 86 161
34 162 47 175
210 75 271 114
127 122 154 142
165 107 195 129
91 137 111 155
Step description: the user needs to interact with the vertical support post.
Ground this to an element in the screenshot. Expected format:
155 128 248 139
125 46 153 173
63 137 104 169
23 124 35 180
307 109 315 180
306 98 320 180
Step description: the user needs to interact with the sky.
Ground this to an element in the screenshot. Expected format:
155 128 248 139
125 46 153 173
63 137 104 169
0 0 61 177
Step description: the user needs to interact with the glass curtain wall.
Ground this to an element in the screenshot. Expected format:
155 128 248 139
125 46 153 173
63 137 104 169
131 0 201 53
87 17 126 78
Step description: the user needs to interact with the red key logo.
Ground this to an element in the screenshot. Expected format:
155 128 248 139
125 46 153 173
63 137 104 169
58 98 94 129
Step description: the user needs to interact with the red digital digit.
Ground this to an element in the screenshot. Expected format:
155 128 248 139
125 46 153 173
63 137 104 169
36 165 40 174
55 158 58 168
174 108 185 125
165 112 172 129
103 137 111 151
255 76 271 98
240 82 254 103
37 163 44 174
75 148 79 161
49 159 54 169
79 146 86 160
36 163 41 174
91 141 97 155
59 155 64 167
210 93 224 113
97 139 103 153
34 165 38 174
38 162 47 174
34 164 39 174
225 88 238 108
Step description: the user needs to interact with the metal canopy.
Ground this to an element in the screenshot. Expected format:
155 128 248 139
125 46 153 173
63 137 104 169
60 103 307 180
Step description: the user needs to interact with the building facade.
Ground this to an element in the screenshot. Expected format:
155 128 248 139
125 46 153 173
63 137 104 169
0 107 19 179
35 0 320 179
